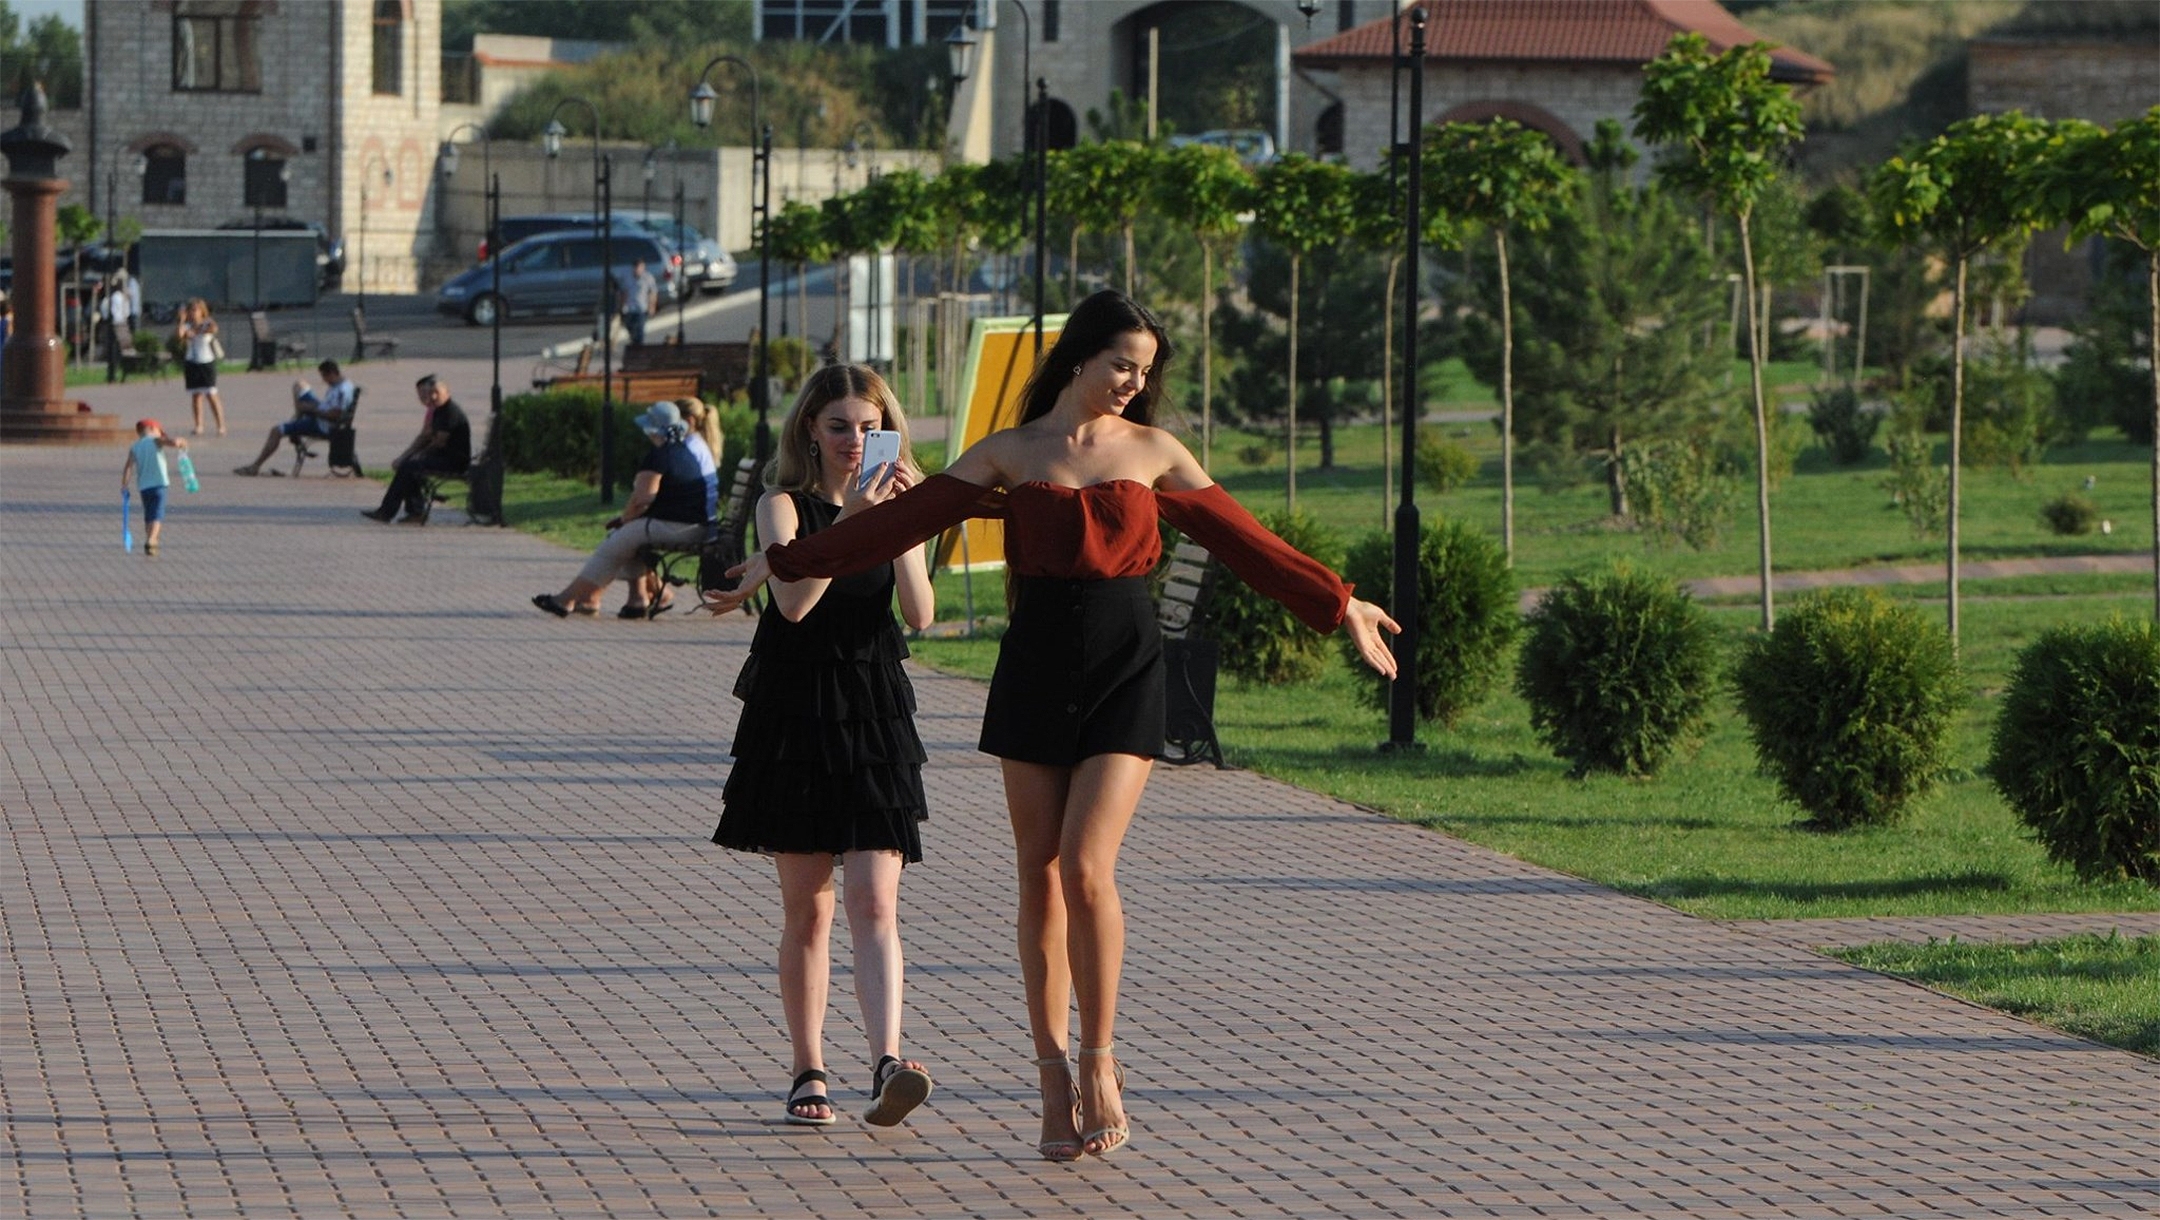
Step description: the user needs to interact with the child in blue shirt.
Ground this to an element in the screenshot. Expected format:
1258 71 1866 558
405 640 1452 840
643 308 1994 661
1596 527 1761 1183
122 418 187 556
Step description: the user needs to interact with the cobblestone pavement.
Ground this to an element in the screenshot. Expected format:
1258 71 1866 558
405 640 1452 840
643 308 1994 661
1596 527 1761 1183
5 372 2158 1218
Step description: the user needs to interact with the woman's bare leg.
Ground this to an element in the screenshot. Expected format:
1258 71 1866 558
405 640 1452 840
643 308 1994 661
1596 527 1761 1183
1003 760 1078 1150
1056 752 1152 1151
839 849 909 1065
775 853 837 1122
190 392 205 434
208 389 226 434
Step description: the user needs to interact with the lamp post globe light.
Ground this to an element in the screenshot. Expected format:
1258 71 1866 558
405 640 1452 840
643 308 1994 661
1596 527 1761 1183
689 54 772 461
544 97 617 503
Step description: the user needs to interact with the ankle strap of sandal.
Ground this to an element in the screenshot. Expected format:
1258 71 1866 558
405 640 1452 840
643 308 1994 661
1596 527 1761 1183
1076 1044 1115 1057
1031 1054 1073 1069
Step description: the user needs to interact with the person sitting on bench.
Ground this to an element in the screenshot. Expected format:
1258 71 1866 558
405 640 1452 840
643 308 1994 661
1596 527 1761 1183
363 374 471 524
234 360 357 476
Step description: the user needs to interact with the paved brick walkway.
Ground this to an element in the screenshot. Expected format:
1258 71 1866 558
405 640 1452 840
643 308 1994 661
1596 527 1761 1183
5 375 2159 1218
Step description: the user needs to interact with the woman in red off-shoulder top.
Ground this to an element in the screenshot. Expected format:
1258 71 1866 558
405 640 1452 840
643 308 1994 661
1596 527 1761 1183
712 291 1399 1159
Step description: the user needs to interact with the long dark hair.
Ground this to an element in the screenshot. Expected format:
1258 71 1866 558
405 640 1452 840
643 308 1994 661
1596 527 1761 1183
1017 289 1176 426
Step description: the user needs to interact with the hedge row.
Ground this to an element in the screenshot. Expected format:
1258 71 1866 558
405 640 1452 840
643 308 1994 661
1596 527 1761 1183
498 386 755 484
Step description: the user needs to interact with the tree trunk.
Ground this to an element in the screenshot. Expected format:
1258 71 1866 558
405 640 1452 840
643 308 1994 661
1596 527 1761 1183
1068 228 1079 300
1123 221 1135 296
1738 212 1776 632
2147 248 2157 621
1319 408 1334 470
1498 230 1515 567
1382 252 1398 533
1201 244 1214 472
1949 255 1967 645
1287 252 1299 513
1607 427 1629 518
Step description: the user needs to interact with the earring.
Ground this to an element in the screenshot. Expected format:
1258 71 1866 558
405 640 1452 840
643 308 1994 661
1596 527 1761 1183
809 442 820 457
1073 364 1084 377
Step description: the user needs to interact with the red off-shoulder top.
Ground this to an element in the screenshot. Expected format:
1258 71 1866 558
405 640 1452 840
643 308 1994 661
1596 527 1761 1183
764 473 1351 634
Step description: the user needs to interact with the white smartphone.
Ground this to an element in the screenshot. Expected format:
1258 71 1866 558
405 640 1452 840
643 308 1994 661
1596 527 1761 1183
858 429 901 491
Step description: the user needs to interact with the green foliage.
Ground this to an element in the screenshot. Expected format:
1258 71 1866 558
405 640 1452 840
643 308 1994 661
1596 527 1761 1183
1808 385 1882 465
1516 563 1718 777
763 200 834 268
1416 432 1481 495
55 204 100 248
1632 33 1804 221
2039 492 2101 536
1419 119 1577 237
499 388 755 485
1956 332 2057 474
765 335 816 392
0 9 84 106
1200 510 1344 685
1154 143 1254 243
1880 403 1949 538
1251 154 1360 259
2029 108 2160 252
1733 588 1964 829
1618 436 1735 550
2054 242 2155 445
1989 617 2160 884
1869 110 2052 261
1341 520 1519 727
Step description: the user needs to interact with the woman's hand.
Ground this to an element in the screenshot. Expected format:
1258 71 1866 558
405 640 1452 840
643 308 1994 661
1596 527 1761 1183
1342 598 1402 678
839 461 914 518
701 552 772 615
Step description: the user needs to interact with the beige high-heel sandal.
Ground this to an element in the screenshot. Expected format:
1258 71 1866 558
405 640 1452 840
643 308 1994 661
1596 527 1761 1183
1031 1055 1085 1162
1077 1044 1129 1157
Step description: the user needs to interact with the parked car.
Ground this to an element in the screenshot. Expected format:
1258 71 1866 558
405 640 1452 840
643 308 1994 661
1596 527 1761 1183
485 211 729 293
1166 128 1277 166
436 229 683 326
214 217 346 286
615 210 737 294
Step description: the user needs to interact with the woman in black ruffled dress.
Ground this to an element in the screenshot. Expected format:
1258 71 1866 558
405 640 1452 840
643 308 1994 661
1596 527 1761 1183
712 365 938 1129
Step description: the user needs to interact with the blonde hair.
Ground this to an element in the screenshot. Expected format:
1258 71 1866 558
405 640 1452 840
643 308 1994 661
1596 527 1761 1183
675 396 724 462
766 364 920 495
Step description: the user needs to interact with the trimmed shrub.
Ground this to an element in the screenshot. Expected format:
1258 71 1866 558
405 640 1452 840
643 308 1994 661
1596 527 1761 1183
1516 563 1717 778
2038 492 2100 536
500 387 752 483
1732 589 1964 830
1416 432 1481 495
1988 618 2160 885
1807 384 1880 465
1202 510 1344 685
1342 519 1518 727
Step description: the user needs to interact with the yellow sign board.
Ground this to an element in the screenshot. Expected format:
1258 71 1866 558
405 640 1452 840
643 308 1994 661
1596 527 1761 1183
933 313 1064 574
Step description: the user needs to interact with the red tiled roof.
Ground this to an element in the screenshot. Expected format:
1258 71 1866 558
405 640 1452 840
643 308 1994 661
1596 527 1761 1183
1295 0 1835 85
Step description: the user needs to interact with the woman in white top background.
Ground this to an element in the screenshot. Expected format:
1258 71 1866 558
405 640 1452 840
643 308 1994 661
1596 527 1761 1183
175 299 226 436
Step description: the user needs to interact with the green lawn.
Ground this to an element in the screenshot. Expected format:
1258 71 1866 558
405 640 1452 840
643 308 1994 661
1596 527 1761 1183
1834 934 2160 1057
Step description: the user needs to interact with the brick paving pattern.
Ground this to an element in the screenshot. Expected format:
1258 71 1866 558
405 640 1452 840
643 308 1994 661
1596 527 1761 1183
5 367 2158 1217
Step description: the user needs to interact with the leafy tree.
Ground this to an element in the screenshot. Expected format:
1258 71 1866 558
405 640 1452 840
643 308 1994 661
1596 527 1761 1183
1422 118 1577 566
1251 154 1359 511
56 203 100 356
763 200 833 343
1635 32 1805 631
1870 109 2051 642
2031 108 2160 619
1054 140 1159 296
1154 142 1253 472
1455 155 1725 525
0 10 83 106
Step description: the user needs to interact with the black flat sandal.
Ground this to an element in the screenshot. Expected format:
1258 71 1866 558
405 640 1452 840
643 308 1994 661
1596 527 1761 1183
863 1055 933 1127
784 1069 837 1126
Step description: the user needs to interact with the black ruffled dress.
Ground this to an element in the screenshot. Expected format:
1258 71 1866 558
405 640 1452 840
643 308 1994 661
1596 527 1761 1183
712 492 928 861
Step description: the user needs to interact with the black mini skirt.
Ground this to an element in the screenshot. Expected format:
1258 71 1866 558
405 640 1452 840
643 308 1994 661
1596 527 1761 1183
979 576 1164 766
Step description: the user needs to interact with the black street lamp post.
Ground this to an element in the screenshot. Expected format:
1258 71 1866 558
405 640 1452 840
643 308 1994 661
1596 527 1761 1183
946 10 1046 358
356 153 392 320
438 124 505 524
545 98 616 502
673 167 689 346
104 150 144 383
1385 7 1428 752
690 55 771 460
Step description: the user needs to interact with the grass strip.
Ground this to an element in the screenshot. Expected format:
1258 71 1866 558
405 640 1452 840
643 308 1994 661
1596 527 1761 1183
1832 933 2160 1057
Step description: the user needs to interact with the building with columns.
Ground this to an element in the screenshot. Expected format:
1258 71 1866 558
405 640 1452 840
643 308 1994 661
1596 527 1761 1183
85 0 445 296
1295 0 1831 169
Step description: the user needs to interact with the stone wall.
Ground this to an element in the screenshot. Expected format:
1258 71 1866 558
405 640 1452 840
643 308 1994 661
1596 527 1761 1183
1325 61 1645 170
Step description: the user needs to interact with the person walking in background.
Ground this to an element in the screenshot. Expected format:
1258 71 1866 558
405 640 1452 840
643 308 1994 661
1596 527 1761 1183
710 364 937 1129
710 291 1400 1160
530 401 711 616
615 257 657 348
102 271 135 384
364 374 470 524
122 418 188 556
175 299 226 435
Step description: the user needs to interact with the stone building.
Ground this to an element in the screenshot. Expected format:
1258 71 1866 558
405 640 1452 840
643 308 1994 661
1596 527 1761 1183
85 0 445 296
1294 0 1832 169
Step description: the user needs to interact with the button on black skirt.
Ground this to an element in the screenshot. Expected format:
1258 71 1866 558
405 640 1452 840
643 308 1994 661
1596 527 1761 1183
980 576 1164 765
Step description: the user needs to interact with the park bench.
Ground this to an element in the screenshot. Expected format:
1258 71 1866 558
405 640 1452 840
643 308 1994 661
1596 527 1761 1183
1157 540 1225 768
350 307 399 363
535 369 704 402
112 329 172 381
287 385 364 478
619 339 754 402
639 456 762 617
247 311 308 371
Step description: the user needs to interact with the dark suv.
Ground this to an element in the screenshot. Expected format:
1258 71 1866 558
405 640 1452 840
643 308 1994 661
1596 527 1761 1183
436 229 682 326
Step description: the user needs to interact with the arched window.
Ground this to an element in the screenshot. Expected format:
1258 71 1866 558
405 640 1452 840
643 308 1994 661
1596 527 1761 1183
372 0 404 96
143 145 187 205
1027 98 1079 152
1316 102 1344 157
243 149 289 210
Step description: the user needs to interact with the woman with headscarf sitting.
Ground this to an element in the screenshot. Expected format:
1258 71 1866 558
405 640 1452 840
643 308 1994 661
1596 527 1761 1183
532 401 719 619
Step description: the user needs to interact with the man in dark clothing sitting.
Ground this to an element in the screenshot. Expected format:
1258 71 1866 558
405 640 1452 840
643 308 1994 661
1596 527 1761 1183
363 374 471 524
